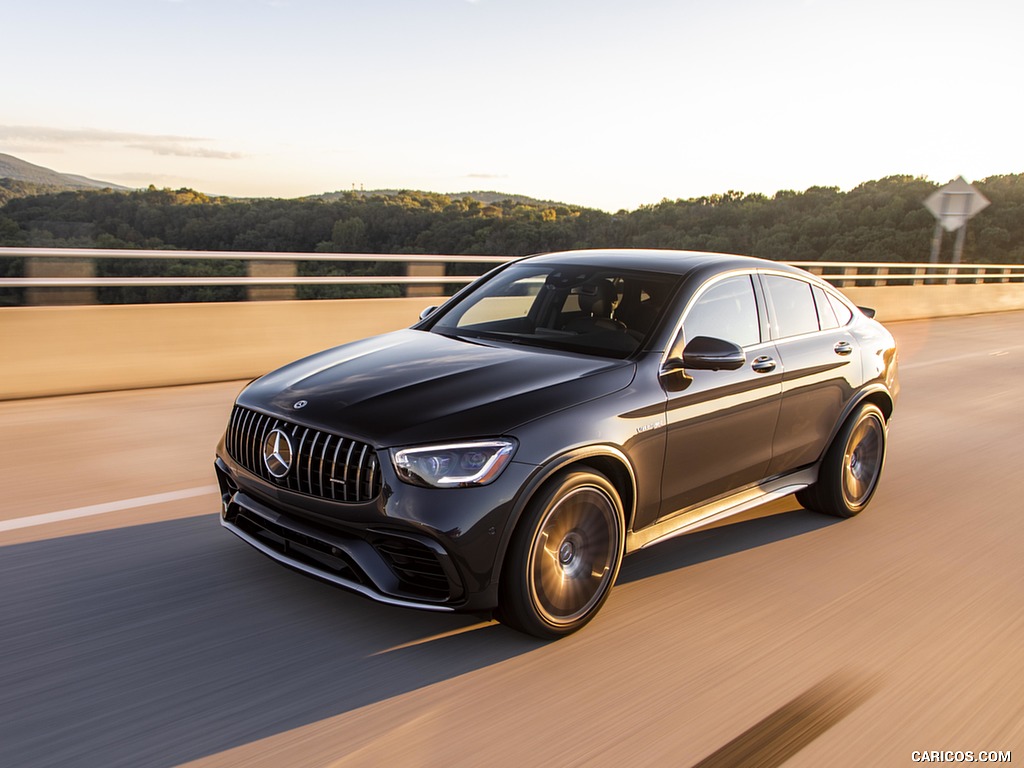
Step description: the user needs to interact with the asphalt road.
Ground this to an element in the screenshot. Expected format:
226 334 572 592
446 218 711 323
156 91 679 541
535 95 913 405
2 311 1022 767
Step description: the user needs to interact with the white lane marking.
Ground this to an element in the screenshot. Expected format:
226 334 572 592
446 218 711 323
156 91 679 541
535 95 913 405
0 485 219 533
900 346 1019 371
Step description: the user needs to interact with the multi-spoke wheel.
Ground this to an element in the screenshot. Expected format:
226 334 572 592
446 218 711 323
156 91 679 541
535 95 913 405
499 470 625 639
798 403 887 518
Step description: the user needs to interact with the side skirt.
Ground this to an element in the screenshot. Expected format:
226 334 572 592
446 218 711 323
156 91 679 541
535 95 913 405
626 466 818 553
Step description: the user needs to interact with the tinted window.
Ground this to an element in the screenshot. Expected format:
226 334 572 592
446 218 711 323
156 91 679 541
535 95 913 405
812 285 840 330
432 264 678 359
765 275 819 338
453 271 543 327
683 275 760 348
827 292 854 325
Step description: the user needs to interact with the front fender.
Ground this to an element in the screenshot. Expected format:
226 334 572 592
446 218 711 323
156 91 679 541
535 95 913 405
489 445 637 588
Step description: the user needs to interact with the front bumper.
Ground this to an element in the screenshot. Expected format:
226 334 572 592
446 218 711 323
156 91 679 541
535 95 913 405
215 449 532 613
220 487 458 611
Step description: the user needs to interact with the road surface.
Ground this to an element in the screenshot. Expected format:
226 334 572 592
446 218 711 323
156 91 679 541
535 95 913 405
1 311 1022 767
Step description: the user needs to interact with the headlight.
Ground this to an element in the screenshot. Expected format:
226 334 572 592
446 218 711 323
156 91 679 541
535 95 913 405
391 439 517 488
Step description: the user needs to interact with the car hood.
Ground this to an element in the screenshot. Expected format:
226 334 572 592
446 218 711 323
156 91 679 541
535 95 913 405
236 329 636 446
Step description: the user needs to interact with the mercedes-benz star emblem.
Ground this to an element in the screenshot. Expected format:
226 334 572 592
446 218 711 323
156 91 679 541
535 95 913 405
293 400 308 409
262 428 293 479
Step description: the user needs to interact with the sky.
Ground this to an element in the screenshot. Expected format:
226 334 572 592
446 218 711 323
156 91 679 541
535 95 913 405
1 0 1022 212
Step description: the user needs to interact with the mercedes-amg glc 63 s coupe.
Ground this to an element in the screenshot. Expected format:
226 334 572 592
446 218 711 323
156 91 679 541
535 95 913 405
215 249 898 638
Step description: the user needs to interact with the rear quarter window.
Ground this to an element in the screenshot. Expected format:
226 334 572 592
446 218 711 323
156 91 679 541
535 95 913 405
812 285 840 330
826 292 854 325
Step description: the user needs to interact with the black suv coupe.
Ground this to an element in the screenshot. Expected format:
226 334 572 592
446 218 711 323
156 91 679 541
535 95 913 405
215 249 898 638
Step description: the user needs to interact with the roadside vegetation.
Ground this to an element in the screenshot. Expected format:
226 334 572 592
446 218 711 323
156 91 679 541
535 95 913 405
1 173 1022 304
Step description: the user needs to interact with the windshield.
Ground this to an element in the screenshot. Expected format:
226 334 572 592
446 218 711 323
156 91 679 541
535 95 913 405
430 264 680 358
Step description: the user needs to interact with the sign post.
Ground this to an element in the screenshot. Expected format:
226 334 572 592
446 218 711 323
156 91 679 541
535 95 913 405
924 177 990 264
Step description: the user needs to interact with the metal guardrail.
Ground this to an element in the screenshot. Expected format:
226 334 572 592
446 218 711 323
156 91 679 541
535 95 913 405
1 247 1022 290
791 261 1024 286
4 276 482 287
0 248 511 263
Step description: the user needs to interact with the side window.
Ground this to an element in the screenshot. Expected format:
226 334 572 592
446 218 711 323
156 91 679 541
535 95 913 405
826 292 854 325
683 275 760 348
812 285 839 330
764 275 819 338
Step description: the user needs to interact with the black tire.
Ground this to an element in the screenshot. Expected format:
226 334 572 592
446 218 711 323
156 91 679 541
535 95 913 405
797 403 887 518
499 470 625 639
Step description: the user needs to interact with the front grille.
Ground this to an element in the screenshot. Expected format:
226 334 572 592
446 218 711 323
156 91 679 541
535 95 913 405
226 405 381 503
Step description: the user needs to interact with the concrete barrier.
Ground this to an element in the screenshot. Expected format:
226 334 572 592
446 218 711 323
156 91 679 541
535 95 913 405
3 285 1023 400
1 297 432 400
842 283 1024 322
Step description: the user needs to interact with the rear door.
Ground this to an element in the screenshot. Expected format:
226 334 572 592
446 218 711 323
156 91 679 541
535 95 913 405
760 273 859 475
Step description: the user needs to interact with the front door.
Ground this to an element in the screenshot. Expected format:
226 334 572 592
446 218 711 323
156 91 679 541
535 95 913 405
657 274 783 521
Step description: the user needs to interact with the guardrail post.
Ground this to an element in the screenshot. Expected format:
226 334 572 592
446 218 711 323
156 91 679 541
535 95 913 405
247 260 296 301
25 256 96 305
406 261 445 298
836 266 850 289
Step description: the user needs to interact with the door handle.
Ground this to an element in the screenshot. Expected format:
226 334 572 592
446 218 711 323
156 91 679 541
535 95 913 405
751 355 776 373
834 341 853 356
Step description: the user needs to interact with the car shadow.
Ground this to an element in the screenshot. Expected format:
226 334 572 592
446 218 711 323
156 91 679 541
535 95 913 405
618 503 843 585
0 515 542 768
1 505 841 768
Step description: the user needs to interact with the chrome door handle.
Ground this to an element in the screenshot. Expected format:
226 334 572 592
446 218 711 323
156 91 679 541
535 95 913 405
834 341 853 356
751 355 776 373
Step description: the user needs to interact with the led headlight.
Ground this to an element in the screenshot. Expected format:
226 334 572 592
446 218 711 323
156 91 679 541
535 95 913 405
391 439 517 488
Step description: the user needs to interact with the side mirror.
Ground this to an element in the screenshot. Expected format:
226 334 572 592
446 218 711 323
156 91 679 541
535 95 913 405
419 305 439 321
664 336 746 372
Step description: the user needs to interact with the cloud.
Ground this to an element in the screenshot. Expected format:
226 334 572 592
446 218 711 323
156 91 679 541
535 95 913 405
113 172 186 183
0 125 245 160
127 143 246 159
466 172 508 179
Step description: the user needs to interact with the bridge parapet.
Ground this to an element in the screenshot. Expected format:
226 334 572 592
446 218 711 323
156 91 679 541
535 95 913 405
1 248 1022 302
2 248 1023 399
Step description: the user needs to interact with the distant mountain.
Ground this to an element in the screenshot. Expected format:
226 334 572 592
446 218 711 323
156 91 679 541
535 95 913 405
313 188 568 208
0 153 129 192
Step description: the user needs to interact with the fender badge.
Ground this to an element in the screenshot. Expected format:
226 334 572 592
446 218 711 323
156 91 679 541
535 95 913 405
636 420 663 434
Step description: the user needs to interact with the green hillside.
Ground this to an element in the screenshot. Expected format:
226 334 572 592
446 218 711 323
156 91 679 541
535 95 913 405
1 173 1022 305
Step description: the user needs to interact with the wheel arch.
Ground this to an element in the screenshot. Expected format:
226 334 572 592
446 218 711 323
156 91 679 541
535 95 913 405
822 385 894 457
491 446 636 587
861 388 894 422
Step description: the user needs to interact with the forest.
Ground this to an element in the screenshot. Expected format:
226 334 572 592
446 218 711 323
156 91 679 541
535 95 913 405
1 173 1022 304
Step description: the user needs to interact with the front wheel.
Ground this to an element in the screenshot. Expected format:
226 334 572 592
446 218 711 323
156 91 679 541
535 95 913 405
499 470 625 639
798 403 887 518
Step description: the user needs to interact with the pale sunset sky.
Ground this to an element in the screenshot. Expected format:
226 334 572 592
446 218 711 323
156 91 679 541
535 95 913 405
1 0 1021 211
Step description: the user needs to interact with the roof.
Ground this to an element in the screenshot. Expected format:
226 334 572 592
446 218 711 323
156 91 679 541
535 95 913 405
519 248 806 280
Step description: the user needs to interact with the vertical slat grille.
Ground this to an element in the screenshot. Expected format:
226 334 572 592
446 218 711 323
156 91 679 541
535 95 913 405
225 405 382 503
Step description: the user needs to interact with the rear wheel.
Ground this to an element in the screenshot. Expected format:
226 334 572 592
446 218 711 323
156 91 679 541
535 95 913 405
798 403 887 518
499 470 624 639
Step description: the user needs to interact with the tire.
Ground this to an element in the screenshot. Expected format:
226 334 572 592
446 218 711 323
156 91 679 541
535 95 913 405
499 470 625 639
797 403 887 518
